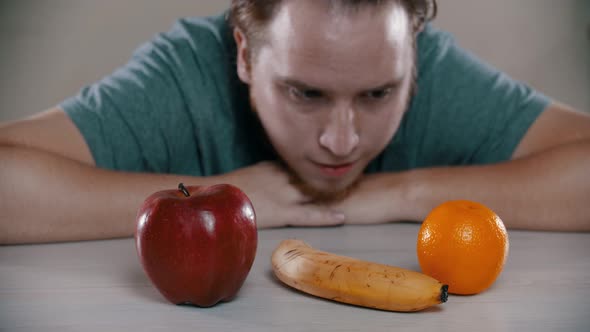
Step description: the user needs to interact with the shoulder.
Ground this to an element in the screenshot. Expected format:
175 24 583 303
167 12 233 51
415 24 456 76
132 12 235 70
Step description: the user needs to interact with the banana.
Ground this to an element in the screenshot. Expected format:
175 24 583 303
271 239 448 312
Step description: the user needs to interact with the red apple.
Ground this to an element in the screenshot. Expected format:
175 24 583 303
135 183 257 307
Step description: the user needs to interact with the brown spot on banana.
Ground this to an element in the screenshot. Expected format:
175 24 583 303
271 239 448 312
329 264 343 280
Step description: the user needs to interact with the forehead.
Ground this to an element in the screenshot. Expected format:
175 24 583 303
258 0 412 90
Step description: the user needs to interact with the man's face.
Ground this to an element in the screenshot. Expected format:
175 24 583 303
236 0 415 201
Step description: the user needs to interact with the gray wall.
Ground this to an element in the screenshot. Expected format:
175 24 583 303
1 0 588 122
435 0 589 114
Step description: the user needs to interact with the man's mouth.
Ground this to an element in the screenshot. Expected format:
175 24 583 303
313 161 356 178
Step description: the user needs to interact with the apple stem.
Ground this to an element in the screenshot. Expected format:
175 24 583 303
178 183 190 197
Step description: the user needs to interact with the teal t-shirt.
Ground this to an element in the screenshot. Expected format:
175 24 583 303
61 12 549 176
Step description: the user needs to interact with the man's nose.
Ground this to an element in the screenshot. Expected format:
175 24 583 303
319 105 360 157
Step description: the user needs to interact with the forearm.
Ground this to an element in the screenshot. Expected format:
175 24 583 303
0 145 217 244
398 140 590 231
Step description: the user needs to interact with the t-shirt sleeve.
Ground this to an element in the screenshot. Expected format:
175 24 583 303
406 26 551 167
60 29 197 173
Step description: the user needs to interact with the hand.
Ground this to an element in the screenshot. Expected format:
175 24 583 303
327 173 407 225
215 162 346 229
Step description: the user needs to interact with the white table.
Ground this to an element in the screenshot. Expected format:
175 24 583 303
1 224 589 331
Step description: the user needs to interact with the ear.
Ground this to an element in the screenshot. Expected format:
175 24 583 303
234 27 252 84
412 15 427 36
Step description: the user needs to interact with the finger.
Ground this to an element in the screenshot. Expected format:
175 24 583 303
287 207 346 227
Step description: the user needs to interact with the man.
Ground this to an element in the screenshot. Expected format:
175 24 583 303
1 0 589 244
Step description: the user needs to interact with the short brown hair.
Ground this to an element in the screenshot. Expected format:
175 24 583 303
229 0 437 60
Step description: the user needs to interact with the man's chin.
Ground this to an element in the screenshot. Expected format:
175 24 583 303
289 175 360 204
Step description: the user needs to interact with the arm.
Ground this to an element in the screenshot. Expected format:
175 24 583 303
334 103 590 231
0 109 212 243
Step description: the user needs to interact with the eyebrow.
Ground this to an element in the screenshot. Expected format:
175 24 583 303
278 78 322 91
276 76 404 93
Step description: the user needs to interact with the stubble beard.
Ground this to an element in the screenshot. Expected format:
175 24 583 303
288 172 362 204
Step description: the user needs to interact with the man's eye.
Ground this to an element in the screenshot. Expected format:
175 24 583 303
289 87 323 101
363 88 393 100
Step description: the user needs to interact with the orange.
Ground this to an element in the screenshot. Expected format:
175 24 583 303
416 200 509 295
